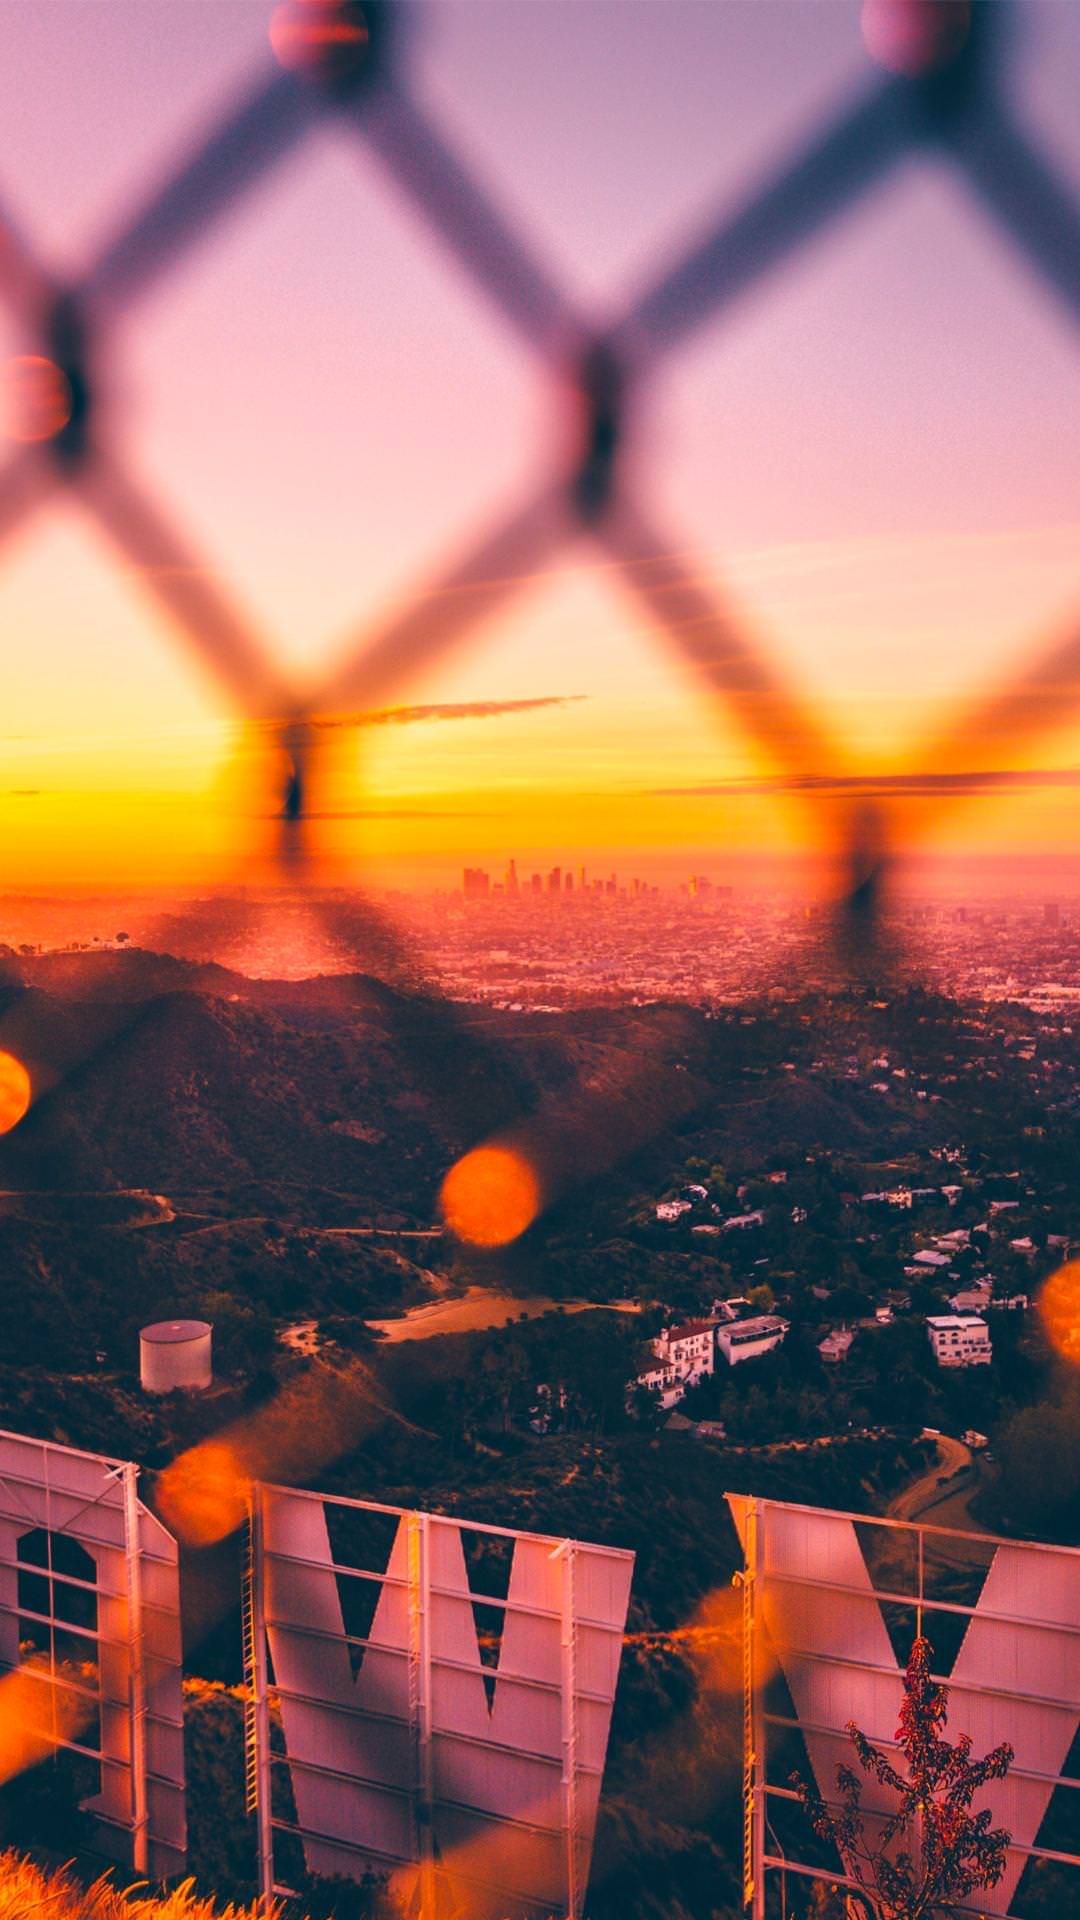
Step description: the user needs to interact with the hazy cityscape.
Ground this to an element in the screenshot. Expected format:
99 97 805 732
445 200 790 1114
7 880 1080 1013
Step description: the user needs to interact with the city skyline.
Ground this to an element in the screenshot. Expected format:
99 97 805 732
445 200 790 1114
461 858 726 901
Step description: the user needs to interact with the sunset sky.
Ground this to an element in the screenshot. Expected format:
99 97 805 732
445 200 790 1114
0 0 1078 891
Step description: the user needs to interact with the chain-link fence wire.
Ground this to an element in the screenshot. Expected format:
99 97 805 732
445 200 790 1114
0 0 1078 1234
0 18 1078 1893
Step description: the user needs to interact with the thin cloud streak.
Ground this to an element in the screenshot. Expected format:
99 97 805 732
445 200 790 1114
113 520 1080 605
315 696 586 729
647 769 1080 799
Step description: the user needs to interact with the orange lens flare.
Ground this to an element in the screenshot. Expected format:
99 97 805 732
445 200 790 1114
156 1439 250 1549
155 1361 397 1546
1038 1260 1080 1368
671 1583 778 1698
439 1145 541 1247
0 1664 93 1785
2 354 73 443
680 1584 747 1695
0 1051 31 1133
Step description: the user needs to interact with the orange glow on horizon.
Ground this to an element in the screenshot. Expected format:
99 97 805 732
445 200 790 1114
5 517 1080 892
440 1145 542 1247
0 1052 32 1134
1038 1260 1080 1368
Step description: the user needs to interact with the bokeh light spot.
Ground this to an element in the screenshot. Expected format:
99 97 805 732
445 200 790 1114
0 1052 32 1134
0 1665 92 1786
2 355 73 443
1038 1260 1080 1368
861 0 971 76
677 1583 779 1697
269 0 370 77
156 1440 250 1548
440 1146 541 1247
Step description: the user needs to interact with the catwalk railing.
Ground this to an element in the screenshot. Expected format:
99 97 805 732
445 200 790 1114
729 1493 1080 1920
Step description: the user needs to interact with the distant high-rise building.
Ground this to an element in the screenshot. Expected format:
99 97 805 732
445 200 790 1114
530 873 543 895
547 866 562 895
462 866 490 900
504 859 519 898
564 871 574 894
577 865 587 894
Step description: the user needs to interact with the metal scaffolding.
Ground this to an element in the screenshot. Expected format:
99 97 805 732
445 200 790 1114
0 1427 186 1878
243 1479 633 1918
731 1494 1080 1920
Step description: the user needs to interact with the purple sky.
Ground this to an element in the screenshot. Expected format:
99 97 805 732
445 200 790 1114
0 1 1077 885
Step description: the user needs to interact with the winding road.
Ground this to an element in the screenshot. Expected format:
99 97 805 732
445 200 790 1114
889 1433 978 1526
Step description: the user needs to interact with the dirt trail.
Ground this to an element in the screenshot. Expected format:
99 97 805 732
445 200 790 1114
890 1433 976 1524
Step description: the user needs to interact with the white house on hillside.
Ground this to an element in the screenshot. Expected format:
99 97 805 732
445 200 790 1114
926 1314 992 1368
716 1314 789 1365
636 1318 716 1411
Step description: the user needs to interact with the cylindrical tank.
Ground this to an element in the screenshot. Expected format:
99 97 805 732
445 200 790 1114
140 1319 213 1393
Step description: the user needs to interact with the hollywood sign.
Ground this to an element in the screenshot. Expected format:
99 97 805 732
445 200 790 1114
729 1495 1080 1920
2 1429 1075 1920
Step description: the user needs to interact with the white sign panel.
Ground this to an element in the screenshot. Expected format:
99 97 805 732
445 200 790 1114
252 1483 634 1918
728 1495 1080 1919
0 1427 185 1877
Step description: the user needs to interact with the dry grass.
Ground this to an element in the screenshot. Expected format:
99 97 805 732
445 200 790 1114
0 1853 281 1920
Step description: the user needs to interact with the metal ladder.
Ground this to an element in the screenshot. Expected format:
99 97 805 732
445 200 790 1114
242 1505 260 1819
735 1499 759 1913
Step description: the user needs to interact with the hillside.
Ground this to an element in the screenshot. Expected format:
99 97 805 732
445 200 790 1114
0 948 968 1392
0 950 1061 1920
0 948 944 1199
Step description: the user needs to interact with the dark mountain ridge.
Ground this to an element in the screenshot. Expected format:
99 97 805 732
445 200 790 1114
0 946 945 1200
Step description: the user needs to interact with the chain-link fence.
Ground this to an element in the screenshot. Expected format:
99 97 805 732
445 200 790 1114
0 12 1077 1914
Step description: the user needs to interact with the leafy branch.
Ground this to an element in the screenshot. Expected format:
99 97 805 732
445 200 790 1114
792 1635 1014 1920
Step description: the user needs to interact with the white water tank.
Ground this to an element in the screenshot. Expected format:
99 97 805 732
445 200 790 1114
140 1319 213 1393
